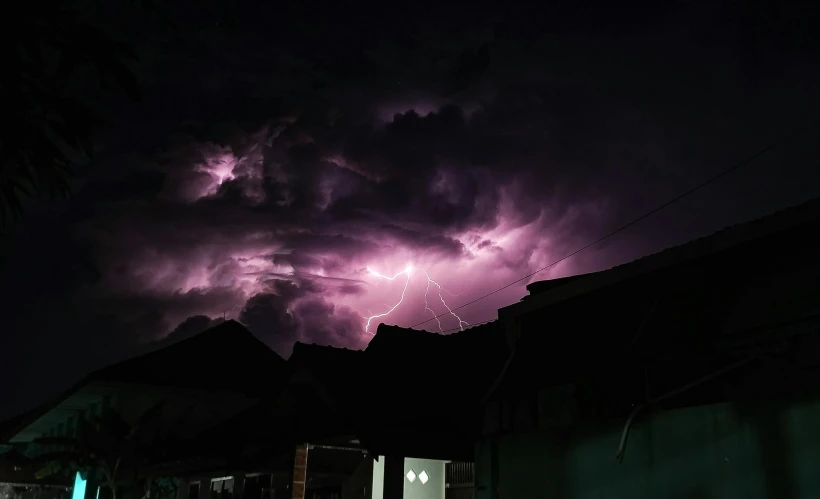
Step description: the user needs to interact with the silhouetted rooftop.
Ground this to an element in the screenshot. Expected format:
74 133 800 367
490 196 820 419
510 196 820 317
358 321 510 460
524 273 598 298
152 323 511 465
2 320 285 444
288 341 366 424
0 448 71 487
88 320 285 396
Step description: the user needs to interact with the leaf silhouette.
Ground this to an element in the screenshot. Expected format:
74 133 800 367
0 3 162 224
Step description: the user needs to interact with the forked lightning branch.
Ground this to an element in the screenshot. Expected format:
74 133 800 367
364 264 469 334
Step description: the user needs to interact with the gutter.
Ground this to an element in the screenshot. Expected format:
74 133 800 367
615 355 758 463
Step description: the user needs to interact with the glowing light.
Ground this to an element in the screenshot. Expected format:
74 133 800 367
418 267 469 332
71 472 100 499
419 470 429 485
406 470 416 483
71 472 86 499
364 263 468 334
364 267 412 333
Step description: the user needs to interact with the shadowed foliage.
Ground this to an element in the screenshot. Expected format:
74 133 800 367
32 402 174 499
0 3 145 226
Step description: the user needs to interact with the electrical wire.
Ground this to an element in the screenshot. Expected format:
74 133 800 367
409 124 819 330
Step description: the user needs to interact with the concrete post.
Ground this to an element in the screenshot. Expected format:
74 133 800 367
200 479 212 499
232 475 245 499
84 475 99 499
176 481 191 499
291 444 309 499
383 455 404 499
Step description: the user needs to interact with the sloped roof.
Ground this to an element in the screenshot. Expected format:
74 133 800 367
524 273 597 299
0 410 40 444
289 342 366 401
0 449 70 487
147 323 510 467
366 321 508 383
488 197 820 416
144 341 366 473
2 321 285 444
89 320 285 395
505 196 820 320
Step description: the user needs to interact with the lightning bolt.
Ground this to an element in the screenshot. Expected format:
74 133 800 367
364 264 469 334
418 267 469 332
423 277 443 332
364 265 412 334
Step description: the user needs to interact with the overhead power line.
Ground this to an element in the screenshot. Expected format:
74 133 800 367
409 124 819 330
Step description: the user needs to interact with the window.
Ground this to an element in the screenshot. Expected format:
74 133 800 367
211 480 224 499
406 470 416 483
212 478 234 499
223 478 234 499
243 474 272 499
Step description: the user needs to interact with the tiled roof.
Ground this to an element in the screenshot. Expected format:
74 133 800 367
367 321 505 360
286 342 367 435
289 341 365 399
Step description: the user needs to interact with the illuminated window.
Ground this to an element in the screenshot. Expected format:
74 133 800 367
419 471 429 485
406 470 416 483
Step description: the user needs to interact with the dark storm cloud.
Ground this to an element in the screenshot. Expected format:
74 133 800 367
67 4 820 355
3 0 820 419
237 278 366 355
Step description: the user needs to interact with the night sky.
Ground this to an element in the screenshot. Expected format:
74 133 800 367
2 0 820 418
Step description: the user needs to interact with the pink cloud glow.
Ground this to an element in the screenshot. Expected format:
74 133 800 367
83 105 627 355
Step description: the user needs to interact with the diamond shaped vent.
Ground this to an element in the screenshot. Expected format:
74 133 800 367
419 470 429 485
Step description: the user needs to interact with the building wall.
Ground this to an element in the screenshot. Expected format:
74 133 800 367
21 384 257 458
403 458 444 499
476 398 820 499
342 457 374 499
370 457 446 499
116 385 257 439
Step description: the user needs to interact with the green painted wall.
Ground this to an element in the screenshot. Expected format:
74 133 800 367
476 399 820 499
